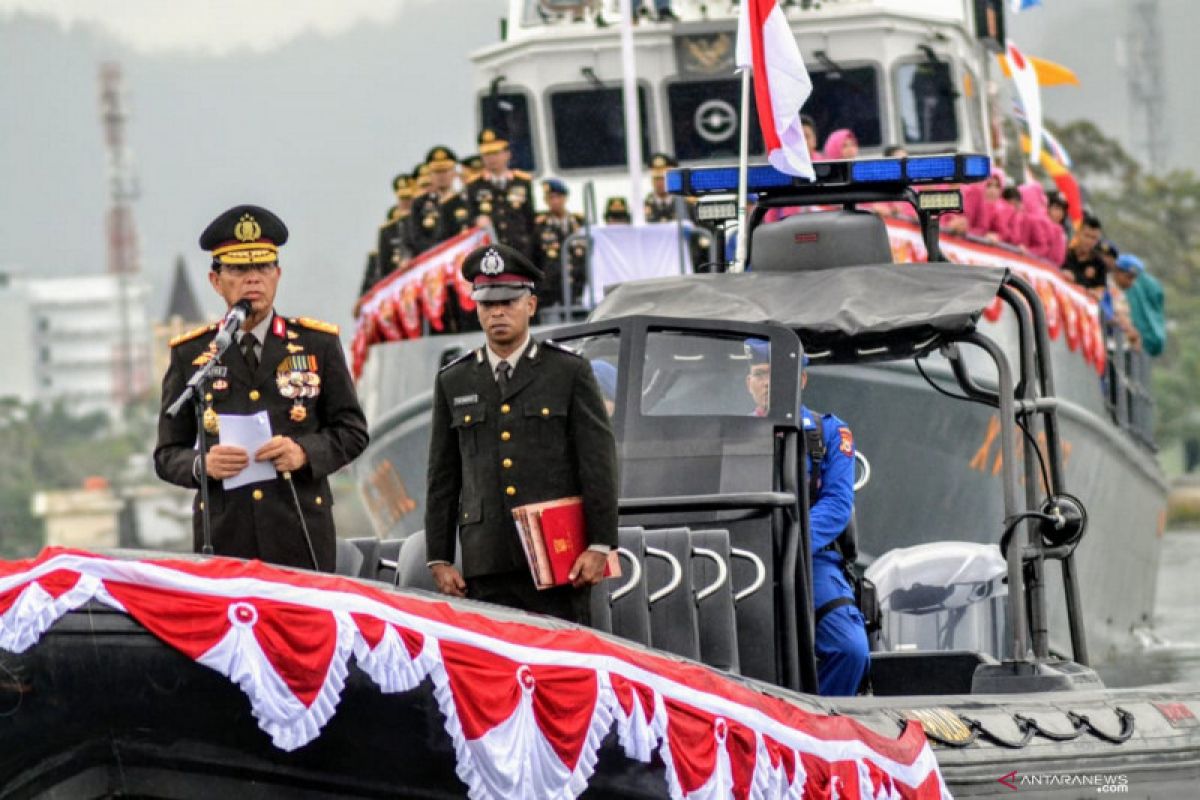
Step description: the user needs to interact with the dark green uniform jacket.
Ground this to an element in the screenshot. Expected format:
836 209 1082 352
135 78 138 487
425 339 618 579
154 313 369 572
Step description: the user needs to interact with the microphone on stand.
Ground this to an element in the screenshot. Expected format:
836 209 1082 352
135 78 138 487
212 299 254 353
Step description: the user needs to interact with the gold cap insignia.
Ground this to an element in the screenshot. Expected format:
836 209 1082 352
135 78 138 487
434 149 448 161
482 130 496 143
480 248 504 276
235 214 262 242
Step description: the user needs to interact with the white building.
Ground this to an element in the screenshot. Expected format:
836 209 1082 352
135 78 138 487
0 270 153 418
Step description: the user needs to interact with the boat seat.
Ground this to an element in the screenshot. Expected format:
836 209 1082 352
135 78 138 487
346 537 382 580
334 538 365 578
644 527 701 661
725 516 777 684
377 539 404 585
609 527 652 647
395 531 456 592
690 529 740 674
751 209 893 271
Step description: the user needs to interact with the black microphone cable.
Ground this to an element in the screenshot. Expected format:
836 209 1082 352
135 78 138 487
281 470 320 571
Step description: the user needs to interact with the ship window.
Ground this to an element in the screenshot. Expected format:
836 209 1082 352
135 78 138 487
894 60 960 145
806 65 884 150
641 331 769 417
667 80 764 162
479 91 537 172
549 86 652 171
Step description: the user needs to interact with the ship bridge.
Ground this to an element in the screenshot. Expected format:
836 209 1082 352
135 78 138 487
472 0 1003 190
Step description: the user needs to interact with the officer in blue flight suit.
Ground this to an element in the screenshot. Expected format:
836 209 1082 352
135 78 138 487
747 341 869 695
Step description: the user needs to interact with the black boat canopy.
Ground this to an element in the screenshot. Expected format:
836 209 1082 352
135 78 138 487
589 263 1010 362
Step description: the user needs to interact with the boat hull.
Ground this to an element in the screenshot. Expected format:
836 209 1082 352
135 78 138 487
2 607 1197 799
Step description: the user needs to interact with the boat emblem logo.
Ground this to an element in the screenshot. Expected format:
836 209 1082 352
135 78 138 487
695 99 737 144
480 248 504 276
235 214 261 242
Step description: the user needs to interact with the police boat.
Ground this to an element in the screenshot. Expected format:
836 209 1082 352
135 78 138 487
357 0 1165 665
2 156 1197 799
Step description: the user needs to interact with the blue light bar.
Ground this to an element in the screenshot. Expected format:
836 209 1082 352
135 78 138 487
666 153 990 197
963 155 990 179
851 159 903 182
905 156 957 181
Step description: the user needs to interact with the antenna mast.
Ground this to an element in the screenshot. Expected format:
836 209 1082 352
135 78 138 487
1125 0 1167 173
98 62 142 407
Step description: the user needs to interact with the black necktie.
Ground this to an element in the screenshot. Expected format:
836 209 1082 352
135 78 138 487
241 333 259 374
496 360 511 394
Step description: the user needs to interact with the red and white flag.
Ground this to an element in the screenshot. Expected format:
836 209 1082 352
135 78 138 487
735 0 815 179
1004 40 1043 164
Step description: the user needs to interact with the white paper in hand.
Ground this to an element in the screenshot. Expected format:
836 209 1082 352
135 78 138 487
219 411 276 490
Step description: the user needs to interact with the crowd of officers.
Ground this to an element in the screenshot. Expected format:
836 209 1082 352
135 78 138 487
359 130 711 321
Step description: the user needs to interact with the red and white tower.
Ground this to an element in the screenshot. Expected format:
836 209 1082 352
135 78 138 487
98 62 146 405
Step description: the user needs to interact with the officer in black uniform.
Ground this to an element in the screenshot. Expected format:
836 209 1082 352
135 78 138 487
466 128 536 259
534 178 588 312
644 152 716 270
604 196 631 224
155 205 369 572
424 243 618 624
461 153 483 186
644 152 680 223
374 171 417 283
408 146 472 256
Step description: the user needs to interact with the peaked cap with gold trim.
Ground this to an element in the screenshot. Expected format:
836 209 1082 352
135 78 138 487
477 128 508 155
199 204 288 267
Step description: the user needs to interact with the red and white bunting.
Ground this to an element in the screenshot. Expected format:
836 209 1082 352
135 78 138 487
885 219 1105 376
0 548 951 800
350 226 493 379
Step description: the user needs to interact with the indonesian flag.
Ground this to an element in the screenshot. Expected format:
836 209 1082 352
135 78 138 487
735 0 815 179
1004 40 1043 164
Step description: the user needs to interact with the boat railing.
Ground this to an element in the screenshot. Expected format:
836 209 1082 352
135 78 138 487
1104 322 1156 450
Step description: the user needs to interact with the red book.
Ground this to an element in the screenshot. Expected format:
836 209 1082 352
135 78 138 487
512 497 618 590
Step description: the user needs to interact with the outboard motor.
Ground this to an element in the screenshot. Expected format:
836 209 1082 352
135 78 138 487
865 542 1008 658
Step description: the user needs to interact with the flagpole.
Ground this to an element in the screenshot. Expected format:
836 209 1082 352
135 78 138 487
618 0 646 226
731 66 752 273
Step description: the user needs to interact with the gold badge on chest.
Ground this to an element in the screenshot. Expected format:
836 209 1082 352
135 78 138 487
203 405 220 435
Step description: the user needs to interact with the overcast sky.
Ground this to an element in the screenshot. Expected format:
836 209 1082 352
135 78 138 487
0 0 410 54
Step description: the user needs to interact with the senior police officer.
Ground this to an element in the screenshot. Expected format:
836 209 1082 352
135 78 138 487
155 205 369 572
424 243 618 624
747 342 869 695
466 128 536 259
409 146 471 256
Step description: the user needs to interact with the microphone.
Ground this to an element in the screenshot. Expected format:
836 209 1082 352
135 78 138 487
211 299 253 352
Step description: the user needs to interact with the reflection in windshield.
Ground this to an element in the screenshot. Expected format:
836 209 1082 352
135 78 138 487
641 332 769 417
895 61 959 145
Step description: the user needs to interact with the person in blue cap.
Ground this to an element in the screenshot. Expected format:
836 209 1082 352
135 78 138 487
535 178 588 314
1112 253 1166 357
746 339 869 695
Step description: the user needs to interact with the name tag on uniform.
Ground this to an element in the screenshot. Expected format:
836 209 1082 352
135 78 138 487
453 394 479 407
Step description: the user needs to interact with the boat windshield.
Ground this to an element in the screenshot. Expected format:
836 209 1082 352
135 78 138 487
893 60 959 145
641 331 769 417
479 91 538 171
549 85 652 171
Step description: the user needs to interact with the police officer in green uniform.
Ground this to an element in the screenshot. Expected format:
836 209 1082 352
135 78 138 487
466 129 536 259
409 146 471 256
155 205 369 572
604 196 632 224
534 178 588 312
424 243 618 624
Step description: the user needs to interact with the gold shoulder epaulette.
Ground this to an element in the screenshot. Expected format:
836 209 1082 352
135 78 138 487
293 317 340 335
512 169 532 181
169 323 216 347
535 213 547 224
